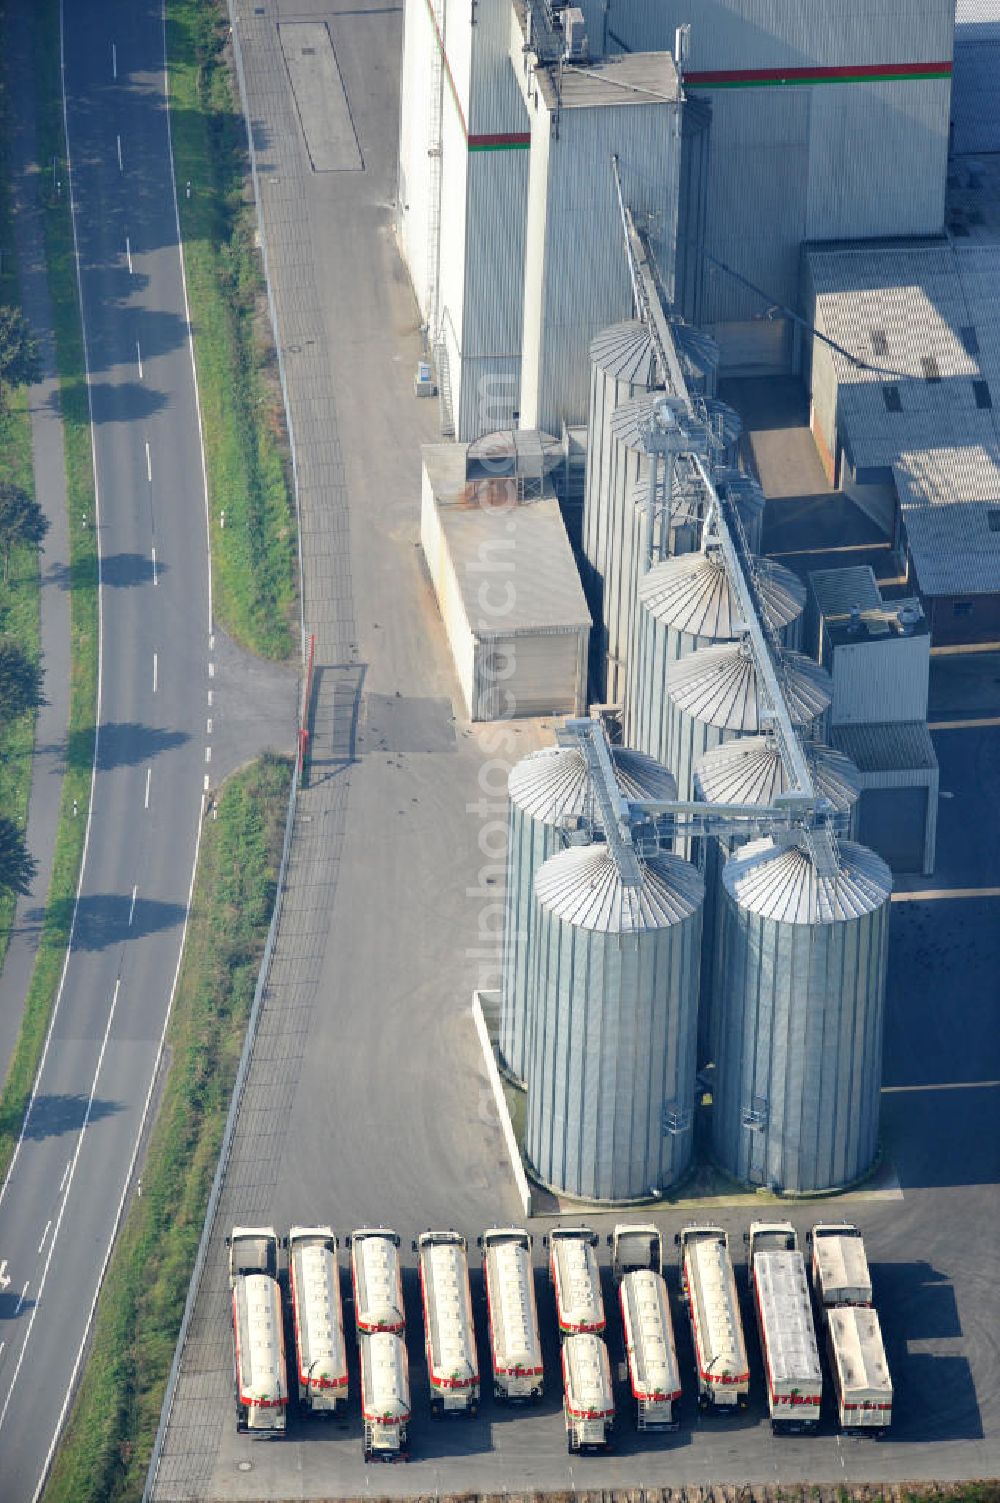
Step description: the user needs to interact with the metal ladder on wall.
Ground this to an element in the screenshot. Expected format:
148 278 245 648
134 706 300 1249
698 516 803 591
425 0 454 434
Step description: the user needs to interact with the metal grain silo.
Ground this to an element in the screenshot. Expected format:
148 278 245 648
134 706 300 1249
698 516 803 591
582 324 659 697
624 554 799 772
692 737 862 1065
525 843 704 1202
712 835 892 1194
673 322 719 396
661 642 833 808
591 392 663 705
500 745 677 1086
714 467 766 555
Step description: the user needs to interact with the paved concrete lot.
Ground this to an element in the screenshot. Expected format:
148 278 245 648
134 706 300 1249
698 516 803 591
151 3 1000 1496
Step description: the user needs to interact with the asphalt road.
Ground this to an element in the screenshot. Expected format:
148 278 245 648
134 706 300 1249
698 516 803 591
0 3 213 1498
151 1 1000 1498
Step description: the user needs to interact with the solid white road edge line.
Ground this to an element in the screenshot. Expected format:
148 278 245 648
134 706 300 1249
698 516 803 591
0 0 110 1218
0 978 122 1435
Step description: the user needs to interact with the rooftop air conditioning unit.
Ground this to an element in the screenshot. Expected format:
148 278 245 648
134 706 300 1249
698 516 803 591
562 6 589 61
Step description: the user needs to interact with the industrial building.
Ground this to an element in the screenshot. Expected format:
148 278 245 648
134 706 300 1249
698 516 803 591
952 0 1000 155
808 565 938 874
805 239 1000 647
593 0 956 370
420 434 591 719
399 0 957 415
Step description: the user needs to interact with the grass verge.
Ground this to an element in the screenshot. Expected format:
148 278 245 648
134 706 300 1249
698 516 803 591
0 0 99 1175
167 0 297 660
0 101 41 974
42 753 292 1503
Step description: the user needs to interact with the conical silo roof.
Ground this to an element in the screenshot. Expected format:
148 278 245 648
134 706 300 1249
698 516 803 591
609 392 660 453
673 322 719 384
722 836 891 923
665 642 832 733
695 735 861 812
589 320 660 388
637 551 805 641
508 745 676 825
535 843 703 933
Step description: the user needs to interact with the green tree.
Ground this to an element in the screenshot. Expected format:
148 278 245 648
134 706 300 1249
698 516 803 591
0 482 49 583
0 638 42 722
0 815 35 897
0 306 41 408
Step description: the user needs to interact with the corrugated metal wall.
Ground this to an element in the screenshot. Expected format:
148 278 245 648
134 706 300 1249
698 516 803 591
525 101 683 434
952 1 1000 154
598 0 954 361
829 636 931 725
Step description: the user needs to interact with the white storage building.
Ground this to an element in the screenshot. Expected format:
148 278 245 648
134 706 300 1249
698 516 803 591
420 439 591 720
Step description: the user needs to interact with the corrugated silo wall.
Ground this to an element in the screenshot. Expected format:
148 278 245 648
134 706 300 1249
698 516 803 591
532 103 682 436
499 802 559 1086
601 0 953 361
603 444 649 706
712 876 891 1193
582 395 648 705
581 363 620 685
525 887 703 1201
456 0 531 439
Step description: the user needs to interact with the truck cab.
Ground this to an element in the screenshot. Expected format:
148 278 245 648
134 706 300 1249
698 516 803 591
608 1223 663 1284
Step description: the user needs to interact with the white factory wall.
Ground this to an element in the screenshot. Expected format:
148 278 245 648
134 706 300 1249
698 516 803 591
398 0 530 439
420 466 477 716
519 98 683 434
397 0 437 314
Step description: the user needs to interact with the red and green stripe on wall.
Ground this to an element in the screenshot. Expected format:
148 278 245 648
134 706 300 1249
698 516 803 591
684 60 952 88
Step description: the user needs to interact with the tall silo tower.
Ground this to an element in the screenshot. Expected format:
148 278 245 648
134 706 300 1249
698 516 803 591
712 834 892 1194
525 842 704 1202
500 745 676 1085
692 736 862 1064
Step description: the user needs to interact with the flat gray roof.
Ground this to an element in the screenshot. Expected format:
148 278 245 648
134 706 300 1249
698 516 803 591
893 443 1000 597
423 445 591 637
537 53 680 112
808 241 1000 478
831 720 939 775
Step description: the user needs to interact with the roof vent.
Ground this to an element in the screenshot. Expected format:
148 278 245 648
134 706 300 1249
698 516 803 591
882 385 902 413
847 604 863 635
895 601 922 635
